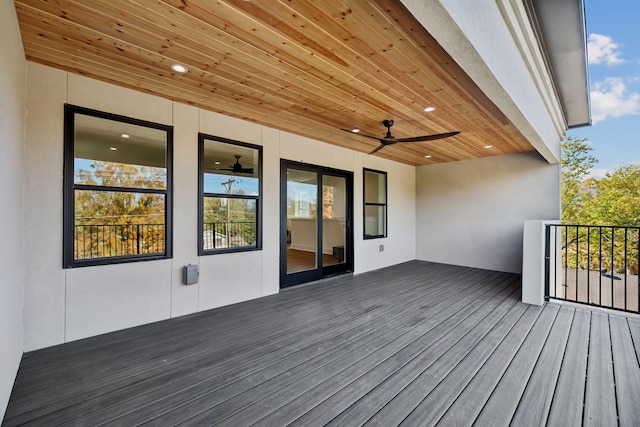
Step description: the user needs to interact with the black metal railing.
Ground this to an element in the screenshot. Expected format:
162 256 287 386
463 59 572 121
203 221 256 250
75 223 165 260
545 224 639 314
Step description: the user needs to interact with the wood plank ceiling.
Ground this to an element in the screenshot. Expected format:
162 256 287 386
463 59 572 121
14 0 536 166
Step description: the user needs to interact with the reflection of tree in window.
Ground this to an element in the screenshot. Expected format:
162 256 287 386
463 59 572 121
74 161 167 259
323 186 334 219
202 178 257 248
199 134 261 253
63 106 172 266
75 161 166 227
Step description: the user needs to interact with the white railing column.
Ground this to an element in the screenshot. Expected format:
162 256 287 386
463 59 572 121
522 220 559 306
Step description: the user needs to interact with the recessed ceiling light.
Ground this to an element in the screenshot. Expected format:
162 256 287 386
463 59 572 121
109 147 118 151
214 161 221 165
424 155 432 158
423 106 436 112
120 133 130 139
171 63 188 73
351 128 360 133
484 145 493 149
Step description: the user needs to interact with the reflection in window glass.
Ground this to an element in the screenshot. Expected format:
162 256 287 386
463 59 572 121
74 190 165 259
287 179 317 219
203 197 257 250
364 169 386 204
199 134 262 254
364 205 386 238
364 169 387 239
74 114 167 189
63 105 172 267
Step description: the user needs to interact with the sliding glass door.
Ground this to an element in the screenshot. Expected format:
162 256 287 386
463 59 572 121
281 161 353 287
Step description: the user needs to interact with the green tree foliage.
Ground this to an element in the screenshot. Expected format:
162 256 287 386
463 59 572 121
580 164 640 226
560 136 640 274
561 135 598 223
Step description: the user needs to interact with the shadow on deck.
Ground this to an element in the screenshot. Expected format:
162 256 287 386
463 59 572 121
4 261 640 426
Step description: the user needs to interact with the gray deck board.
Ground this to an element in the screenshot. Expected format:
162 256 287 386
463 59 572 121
546 308 590 426
628 317 640 367
362 287 521 427
3 261 639 427
434 304 547 426
509 306 574 425
171 272 517 425
472 303 562 426
115 267 491 426
12 264 470 425
583 311 618 426
255 279 519 427
610 315 640 426
396 301 532 427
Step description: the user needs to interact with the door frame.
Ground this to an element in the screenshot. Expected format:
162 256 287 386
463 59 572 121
280 160 354 288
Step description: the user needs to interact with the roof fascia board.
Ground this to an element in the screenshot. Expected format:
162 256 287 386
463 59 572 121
529 0 591 128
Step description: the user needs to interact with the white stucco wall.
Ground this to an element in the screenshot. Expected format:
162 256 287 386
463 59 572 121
0 2 26 419
416 152 560 274
23 63 416 350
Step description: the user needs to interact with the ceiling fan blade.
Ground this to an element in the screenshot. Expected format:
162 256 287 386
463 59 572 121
368 144 386 155
395 131 460 143
341 128 387 142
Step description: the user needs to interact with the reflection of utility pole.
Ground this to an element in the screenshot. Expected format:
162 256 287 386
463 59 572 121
221 178 235 247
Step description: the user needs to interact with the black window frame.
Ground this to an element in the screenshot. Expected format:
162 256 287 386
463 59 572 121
198 133 263 255
63 104 174 268
363 168 388 239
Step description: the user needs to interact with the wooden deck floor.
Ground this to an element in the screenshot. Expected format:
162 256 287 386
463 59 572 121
4 261 640 426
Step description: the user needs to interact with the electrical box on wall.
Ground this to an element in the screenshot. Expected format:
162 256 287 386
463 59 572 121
183 264 199 285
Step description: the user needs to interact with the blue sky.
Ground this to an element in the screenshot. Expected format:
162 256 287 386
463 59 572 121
566 0 640 177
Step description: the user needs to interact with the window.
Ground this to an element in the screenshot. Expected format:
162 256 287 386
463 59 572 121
63 105 173 267
363 168 387 239
199 134 262 254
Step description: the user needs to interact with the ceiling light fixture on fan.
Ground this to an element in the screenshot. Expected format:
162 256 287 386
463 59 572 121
342 119 460 154
217 155 254 174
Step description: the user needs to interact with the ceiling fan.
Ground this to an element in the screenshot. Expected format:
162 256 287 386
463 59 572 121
342 119 460 154
218 155 254 174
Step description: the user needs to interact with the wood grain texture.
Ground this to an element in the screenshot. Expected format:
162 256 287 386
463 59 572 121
13 0 536 166
4 262 639 426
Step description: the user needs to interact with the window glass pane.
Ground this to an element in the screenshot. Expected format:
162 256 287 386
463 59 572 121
364 170 386 204
287 172 317 219
74 190 165 259
364 205 386 237
322 175 347 267
74 114 167 189
203 139 259 195
203 197 257 250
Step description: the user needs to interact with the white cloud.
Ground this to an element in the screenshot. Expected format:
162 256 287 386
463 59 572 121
587 168 610 180
590 78 640 123
588 162 640 180
588 33 625 65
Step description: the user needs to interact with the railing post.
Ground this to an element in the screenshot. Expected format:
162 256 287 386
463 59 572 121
137 224 141 254
544 224 550 302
